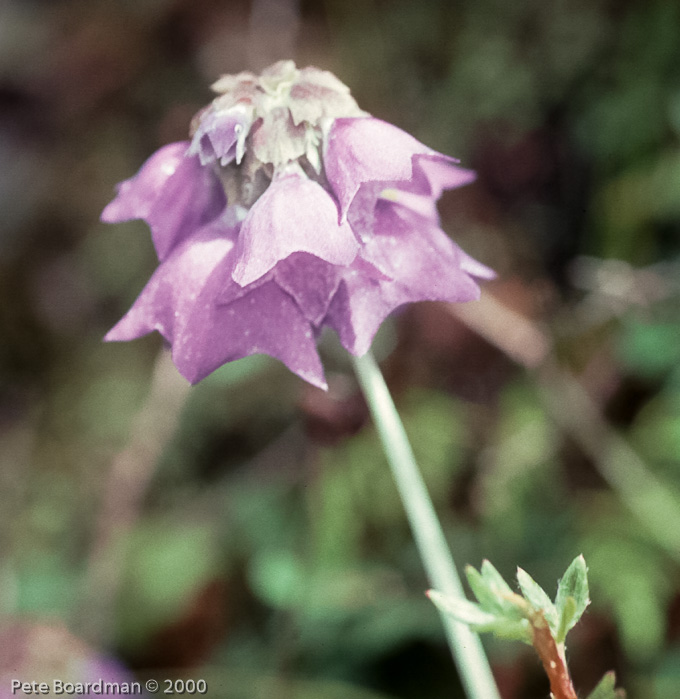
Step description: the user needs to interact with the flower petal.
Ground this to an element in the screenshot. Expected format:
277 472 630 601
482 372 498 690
188 105 253 166
177 278 326 389
459 250 497 280
323 200 486 356
272 252 342 326
106 220 326 389
323 275 407 356
325 266 475 358
232 173 359 287
361 200 484 297
104 224 236 344
410 155 476 199
378 187 440 223
101 142 226 261
324 117 436 222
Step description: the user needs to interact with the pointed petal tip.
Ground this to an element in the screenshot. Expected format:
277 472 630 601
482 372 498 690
459 168 477 187
230 261 259 288
103 324 146 343
172 359 208 386
100 198 126 224
104 316 166 344
103 325 127 342
176 353 329 391
187 373 205 387
460 253 497 281
305 373 329 391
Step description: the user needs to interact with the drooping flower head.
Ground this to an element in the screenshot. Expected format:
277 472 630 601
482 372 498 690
103 61 493 389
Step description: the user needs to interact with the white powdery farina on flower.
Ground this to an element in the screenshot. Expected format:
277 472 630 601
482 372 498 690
102 60 493 389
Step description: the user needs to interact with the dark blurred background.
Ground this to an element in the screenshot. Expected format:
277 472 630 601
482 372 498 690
1 0 680 697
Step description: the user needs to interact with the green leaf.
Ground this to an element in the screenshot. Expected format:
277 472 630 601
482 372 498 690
586 671 626 699
427 589 499 627
478 617 532 643
481 560 516 598
466 565 497 609
516 567 559 635
466 564 520 617
555 555 590 643
557 596 578 640
428 590 532 644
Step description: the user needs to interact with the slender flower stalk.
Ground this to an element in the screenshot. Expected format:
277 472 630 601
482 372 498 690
352 351 500 699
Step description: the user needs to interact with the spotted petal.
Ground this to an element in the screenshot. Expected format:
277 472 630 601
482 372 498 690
101 142 226 261
232 173 359 287
272 253 343 326
178 279 326 389
324 117 436 222
106 220 326 388
324 200 485 356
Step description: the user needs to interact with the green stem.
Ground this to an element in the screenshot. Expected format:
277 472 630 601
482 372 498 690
352 352 501 699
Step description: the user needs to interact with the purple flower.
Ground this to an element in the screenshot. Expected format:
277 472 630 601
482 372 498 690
103 61 493 389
